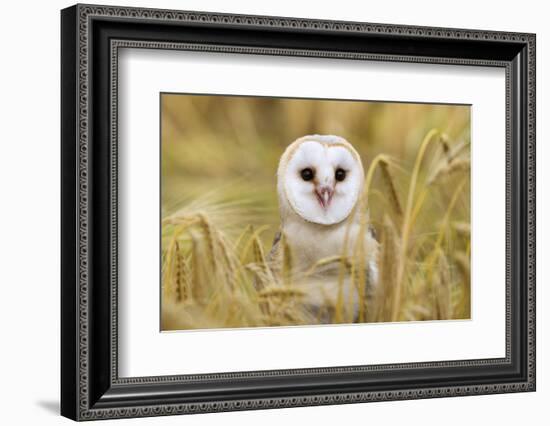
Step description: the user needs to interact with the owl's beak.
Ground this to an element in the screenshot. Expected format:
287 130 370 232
315 185 334 209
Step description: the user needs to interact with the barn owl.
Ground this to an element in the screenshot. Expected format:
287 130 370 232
269 135 378 323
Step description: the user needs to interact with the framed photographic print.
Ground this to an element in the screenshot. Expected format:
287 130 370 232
61 3 536 421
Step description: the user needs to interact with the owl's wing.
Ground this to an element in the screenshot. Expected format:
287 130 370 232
368 224 377 242
267 230 282 263
364 224 379 293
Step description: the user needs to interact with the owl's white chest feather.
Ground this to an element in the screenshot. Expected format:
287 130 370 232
281 217 378 318
283 218 354 269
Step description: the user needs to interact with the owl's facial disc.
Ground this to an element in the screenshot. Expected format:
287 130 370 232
283 141 363 225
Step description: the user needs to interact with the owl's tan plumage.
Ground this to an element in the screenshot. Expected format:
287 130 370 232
269 135 378 322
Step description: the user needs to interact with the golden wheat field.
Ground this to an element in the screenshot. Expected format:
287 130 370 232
161 94 471 331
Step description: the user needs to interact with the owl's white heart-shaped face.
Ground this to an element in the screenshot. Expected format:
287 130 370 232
279 136 364 225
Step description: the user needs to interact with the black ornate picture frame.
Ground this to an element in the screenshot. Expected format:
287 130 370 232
61 3 536 421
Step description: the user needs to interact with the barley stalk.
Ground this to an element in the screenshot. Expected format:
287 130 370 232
453 251 471 318
379 160 403 217
392 128 440 322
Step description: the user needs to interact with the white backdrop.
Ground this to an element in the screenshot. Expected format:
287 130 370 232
119 50 506 377
0 0 546 425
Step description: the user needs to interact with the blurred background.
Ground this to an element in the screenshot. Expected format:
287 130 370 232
161 94 470 239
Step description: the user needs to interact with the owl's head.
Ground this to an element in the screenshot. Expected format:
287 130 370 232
277 135 364 226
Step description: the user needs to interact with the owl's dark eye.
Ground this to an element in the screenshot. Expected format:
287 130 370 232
335 168 347 182
300 168 314 181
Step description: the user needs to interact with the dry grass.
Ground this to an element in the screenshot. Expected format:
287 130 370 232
161 128 471 330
